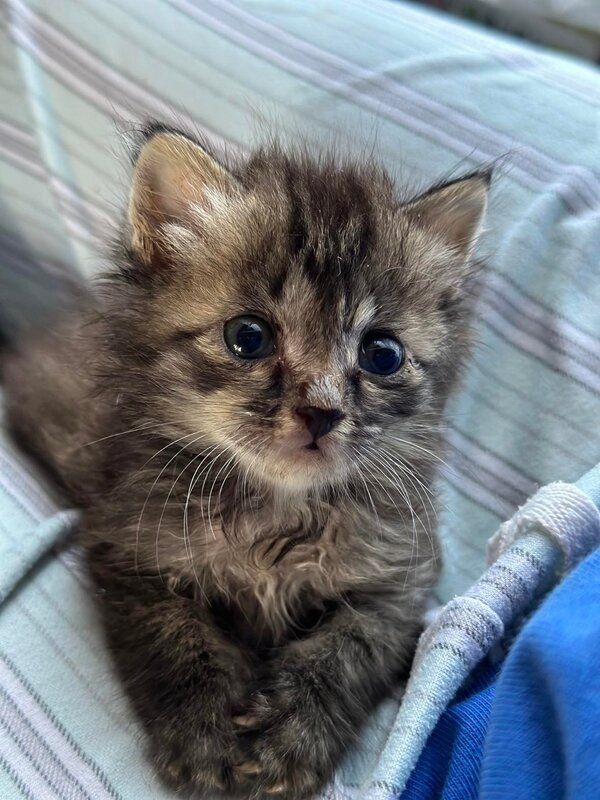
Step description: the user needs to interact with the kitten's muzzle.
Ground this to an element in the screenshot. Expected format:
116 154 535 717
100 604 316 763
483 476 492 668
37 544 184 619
295 406 345 442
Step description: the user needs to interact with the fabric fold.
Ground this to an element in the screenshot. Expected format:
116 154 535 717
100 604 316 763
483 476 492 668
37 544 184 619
363 465 600 800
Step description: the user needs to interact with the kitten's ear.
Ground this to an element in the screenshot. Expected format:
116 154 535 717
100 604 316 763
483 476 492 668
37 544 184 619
404 171 491 258
128 130 236 264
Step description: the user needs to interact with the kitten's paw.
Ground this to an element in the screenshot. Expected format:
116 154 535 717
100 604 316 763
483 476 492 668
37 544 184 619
151 731 244 798
235 678 341 799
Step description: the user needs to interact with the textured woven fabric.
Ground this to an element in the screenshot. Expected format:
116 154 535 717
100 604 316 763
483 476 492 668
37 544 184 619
387 541 600 800
488 479 600 570
401 659 499 800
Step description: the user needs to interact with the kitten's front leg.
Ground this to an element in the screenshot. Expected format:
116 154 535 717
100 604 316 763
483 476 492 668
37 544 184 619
237 596 420 799
88 543 255 797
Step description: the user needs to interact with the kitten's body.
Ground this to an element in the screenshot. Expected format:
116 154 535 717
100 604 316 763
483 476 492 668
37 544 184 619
4 128 488 799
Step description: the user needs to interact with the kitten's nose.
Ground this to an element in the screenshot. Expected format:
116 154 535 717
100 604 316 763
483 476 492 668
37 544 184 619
295 406 345 441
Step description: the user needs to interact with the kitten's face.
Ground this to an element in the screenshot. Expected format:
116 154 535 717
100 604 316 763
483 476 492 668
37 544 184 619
118 131 488 493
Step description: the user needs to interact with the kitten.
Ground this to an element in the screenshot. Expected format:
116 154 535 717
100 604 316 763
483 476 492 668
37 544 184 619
4 124 489 799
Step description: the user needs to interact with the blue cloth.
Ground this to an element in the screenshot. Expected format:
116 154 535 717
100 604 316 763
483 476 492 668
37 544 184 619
577 461 600 509
480 546 600 800
400 545 600 800
402 661 499 800
366 471 600 800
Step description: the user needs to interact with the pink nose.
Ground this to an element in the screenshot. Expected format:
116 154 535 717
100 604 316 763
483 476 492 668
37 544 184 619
295 406 345 440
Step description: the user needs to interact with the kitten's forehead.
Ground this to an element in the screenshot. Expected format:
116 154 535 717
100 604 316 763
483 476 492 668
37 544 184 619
245 157 392 335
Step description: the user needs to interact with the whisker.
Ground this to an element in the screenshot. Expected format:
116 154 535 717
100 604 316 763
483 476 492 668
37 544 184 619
183 442 224 576
370 444 440 579
79 418 192 448
154 442 219 586
361 444 421 569
391 435 453 474
134 430 208 575
209 448 246 541
348 445 382 538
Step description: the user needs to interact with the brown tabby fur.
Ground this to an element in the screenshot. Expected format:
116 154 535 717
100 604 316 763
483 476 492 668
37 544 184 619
3 123 490 799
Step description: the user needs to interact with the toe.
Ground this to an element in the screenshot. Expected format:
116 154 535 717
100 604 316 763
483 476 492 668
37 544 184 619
233 713 260 728
234 760 262 778
265 782 288 795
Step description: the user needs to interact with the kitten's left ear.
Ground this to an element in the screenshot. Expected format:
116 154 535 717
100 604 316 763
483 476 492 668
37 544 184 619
404 171 491 259
128 128 237 264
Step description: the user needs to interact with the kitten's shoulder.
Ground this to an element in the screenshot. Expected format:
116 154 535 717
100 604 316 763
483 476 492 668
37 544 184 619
3 303 105 499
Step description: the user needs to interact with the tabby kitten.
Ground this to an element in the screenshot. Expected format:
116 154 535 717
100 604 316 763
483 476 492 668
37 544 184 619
4 124 490 799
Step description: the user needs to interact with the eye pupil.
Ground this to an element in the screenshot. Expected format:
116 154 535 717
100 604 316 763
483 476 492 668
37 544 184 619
372 347 396 372
237 323 263 355
225 316 274 360
359 333 404 375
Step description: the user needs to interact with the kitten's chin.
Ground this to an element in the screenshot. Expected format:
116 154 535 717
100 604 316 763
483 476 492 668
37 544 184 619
252 442 349 493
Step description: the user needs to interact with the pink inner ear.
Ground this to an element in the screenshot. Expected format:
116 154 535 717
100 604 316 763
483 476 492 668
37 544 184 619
128 133 235 262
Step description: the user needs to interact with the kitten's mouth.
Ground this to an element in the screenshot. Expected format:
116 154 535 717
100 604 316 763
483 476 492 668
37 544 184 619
271 431 337 472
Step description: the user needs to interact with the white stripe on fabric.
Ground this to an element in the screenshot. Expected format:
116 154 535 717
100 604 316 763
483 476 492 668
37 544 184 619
0 688 93 800
6 0 238 155
0 657 118 800
477 296 600 395
445 446 525 511
447 427 536 498
182 0 599 210
346 0 600 106
442 463 513 520
0 717 64 800
0 752 37 800
0 120 115 243
0 450 57 520
485 272 600 362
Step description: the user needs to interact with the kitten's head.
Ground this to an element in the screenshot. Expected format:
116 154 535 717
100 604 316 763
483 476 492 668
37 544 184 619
110 126 489 493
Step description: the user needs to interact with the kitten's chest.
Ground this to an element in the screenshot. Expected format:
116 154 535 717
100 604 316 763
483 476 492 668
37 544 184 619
188 503 380 636
200 512 352 595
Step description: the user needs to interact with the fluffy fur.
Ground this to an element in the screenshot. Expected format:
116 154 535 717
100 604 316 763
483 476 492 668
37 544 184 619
4 124 490 799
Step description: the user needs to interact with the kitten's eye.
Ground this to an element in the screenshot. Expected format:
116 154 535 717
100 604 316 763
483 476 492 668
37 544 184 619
224 315 275 359
359 332 404 375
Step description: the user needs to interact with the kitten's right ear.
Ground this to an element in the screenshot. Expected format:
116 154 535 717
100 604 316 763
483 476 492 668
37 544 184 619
128 129 236 264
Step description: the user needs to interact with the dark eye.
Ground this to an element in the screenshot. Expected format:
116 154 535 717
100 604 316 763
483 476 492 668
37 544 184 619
224 315 275 360
359 332 404 375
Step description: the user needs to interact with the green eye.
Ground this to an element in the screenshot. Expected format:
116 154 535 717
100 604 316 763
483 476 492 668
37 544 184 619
224 316 275 359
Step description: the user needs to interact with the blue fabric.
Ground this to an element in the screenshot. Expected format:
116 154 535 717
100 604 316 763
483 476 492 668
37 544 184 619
576 462 600 509
367 471 600 799
400 545 600 800
480 547 600 800
401 661 499 800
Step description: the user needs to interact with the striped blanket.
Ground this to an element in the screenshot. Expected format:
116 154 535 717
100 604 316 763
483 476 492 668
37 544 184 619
1 0 599 797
